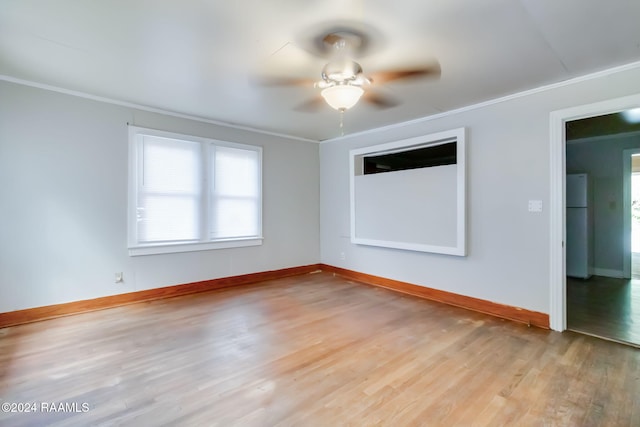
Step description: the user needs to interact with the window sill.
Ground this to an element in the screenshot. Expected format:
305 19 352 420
128 237 263 256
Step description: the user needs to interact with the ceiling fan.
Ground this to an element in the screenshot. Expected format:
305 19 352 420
256 25 441 113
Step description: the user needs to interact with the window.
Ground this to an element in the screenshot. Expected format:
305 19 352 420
128 126 262 256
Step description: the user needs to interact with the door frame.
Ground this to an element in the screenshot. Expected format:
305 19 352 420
549 93 640 331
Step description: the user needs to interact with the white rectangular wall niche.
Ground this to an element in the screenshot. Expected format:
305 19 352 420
350 128 466 256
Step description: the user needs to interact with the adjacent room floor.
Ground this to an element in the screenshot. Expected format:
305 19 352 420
2 272 640 426
567 275 640 346
566 252 640 346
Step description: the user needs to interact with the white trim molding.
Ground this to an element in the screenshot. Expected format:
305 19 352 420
329 61 640 143
4 61 640 145
349 128 466 256
0 75 317 144
592 268 625 279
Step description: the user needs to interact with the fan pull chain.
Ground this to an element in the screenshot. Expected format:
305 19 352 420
340 109 345 136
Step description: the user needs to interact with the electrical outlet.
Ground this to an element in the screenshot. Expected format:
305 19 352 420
115 272 124 283
340 252 346 260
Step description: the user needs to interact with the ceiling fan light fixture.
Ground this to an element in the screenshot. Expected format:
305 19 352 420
321 84 364 111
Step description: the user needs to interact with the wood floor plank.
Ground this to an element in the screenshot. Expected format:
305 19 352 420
2 272 640 426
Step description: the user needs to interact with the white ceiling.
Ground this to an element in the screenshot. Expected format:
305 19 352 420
2 0 640 141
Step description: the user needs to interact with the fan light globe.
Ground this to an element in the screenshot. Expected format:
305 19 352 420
321 85 364 111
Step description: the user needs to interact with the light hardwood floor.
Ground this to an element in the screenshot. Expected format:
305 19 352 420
1 272 639 426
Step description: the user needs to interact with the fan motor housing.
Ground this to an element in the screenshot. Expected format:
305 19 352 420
322 59 363 83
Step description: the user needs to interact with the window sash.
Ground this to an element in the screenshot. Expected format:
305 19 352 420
209 145 261 240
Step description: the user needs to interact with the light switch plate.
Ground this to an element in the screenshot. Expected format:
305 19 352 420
528 200 543 213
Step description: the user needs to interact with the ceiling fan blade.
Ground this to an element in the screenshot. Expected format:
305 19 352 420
369 62 441 84
294 97 326 112
364 92 400 109
251 75 316 87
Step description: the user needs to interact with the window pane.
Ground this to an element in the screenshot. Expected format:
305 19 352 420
210 145 261 240
213 146 259 196
143 136 201 193
138 195 200 242
137 135 202 243
211 199 259 239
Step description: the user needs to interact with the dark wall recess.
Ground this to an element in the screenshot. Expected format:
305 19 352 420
363 142 457 175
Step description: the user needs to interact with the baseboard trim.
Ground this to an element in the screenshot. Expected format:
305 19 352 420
0 264 322 329
591 268 624 279
320 264 550 329
1 263 550 330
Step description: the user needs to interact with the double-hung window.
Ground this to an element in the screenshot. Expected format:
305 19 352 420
128 126 262 256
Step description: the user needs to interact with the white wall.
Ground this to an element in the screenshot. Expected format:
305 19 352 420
320 65 640 315
3 65 640 317
0 81 319 312
567 133 640 276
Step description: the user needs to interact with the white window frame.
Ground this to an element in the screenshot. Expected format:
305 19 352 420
128 126 263 256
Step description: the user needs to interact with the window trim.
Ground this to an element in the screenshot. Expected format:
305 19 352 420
127 126 263 256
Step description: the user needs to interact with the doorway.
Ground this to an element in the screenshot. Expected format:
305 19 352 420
631 154 640 279
562 110 640 346
549 94 640 335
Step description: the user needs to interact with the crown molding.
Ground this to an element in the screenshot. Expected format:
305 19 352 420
4 58 640 145
324 60 640 143
0 75 319 144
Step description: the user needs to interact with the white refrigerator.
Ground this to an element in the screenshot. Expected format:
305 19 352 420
566 173 592 279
